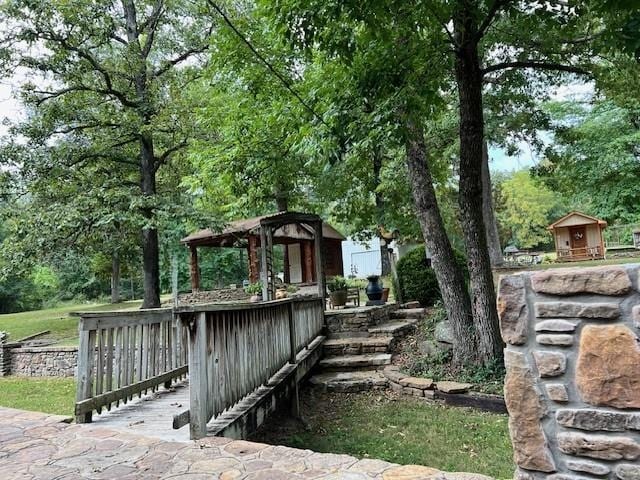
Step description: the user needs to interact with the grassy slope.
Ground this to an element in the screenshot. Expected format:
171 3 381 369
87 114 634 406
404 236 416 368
252 392 514 478
0 299 150 344
0 377 75 417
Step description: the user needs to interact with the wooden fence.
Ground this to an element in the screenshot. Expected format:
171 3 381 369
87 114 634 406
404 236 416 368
74 308 189 423
179 296 324 439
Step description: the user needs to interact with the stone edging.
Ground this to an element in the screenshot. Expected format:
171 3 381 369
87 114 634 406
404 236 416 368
382 366 506 413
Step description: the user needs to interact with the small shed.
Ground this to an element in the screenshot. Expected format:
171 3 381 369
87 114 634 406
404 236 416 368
181 212 345 292
548 211 607 261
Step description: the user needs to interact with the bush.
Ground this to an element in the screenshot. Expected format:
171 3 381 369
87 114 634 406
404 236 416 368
396 245 467 306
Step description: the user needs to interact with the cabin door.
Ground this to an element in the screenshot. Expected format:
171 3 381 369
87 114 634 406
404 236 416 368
569 226 587 251
288 243 303 283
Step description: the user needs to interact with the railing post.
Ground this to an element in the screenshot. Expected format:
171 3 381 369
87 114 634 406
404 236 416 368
188 312 209 439
287 301 300 418
75 318 96 423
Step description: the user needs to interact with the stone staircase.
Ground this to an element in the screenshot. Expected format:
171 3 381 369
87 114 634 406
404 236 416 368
309 307 426 392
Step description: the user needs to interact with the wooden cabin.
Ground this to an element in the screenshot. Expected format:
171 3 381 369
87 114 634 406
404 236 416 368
181 212 345 291
548 211 607 262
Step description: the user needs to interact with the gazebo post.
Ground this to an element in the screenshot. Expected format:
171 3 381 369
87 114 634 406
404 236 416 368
189 246 200 292
259 224 276 300
248 235 259 283
312 221 325 303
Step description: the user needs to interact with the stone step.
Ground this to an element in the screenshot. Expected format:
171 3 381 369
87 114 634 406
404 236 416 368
309 370 389 392
323 336 394 356
318 353 392 371
390 308 427 320
368 319 419 337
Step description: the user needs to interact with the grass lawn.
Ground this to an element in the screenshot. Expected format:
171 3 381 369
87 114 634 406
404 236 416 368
0 297 169 345
251 390 514 478
0 377 75 417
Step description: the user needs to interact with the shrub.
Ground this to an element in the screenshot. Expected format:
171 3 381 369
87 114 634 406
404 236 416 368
327 276 348 292
396 245 467 306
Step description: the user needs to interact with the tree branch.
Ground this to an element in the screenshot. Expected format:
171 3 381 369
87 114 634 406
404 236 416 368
141 0 165 57
154 140 188 170
482 61 591 76
475 0 512 42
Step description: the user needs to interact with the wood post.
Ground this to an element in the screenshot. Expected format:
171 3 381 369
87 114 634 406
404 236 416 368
260 226 269 300
283 244 290 284
188 312 208 440
303 241 313 283
248 235 259 283
288 302 300 418
313 221 325 303
190 246 200 292
75 323 96 423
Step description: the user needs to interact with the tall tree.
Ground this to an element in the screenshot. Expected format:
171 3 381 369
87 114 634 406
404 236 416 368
0 0 213 307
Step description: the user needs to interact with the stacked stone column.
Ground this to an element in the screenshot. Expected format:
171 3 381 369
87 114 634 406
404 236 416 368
498 265 640 480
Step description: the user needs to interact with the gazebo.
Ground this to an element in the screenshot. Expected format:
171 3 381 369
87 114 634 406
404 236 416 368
548 211 607 261
181 212 345 300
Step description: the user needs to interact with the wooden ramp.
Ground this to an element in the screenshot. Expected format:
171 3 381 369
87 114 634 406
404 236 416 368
91 379 190 442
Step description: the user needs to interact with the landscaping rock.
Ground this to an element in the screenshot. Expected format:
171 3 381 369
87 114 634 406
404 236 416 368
403 387 424 397
536 334 574 346
531 267 632 296
504 350 556 472
576 325 640 409
557 432 640 461
401 301 421 309
436 381 472 394
399 377 434 390
382 465 441 480
533 351 566 378
633 305 640 328
418 340 450 358
535 302 619 319
497 274 529 345
382 366 406 384
545 384 569 403
434 321 454 344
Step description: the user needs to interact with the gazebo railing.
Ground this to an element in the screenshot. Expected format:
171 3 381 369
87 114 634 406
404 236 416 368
179 296 324 439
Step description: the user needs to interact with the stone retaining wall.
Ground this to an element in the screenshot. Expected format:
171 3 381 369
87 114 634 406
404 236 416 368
324 304 398 335
0 334 78 377
498 265 640 480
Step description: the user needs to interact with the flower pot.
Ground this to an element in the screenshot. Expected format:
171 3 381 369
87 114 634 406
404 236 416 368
382 287 390 303
365 275 383 301
329 290 348 307
250 294 262 303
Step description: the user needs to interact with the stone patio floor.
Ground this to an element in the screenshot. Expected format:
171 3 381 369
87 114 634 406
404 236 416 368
0 406 493 480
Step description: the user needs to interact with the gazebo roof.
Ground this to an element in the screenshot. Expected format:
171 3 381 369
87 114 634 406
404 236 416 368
547 211 608 231
181 212 346 247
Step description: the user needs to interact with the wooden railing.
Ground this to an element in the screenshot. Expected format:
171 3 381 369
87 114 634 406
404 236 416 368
74 308 189 423
178 296 324 439
557 245 603 259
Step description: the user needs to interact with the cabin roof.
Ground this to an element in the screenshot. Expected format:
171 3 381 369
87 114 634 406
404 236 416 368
181 211 346 247
547 211 608 230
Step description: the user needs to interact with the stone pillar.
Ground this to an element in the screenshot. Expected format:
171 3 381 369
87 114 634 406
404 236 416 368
498 265 640 479
0 332 11 376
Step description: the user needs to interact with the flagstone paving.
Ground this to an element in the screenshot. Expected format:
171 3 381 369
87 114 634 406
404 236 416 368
0 407 493 480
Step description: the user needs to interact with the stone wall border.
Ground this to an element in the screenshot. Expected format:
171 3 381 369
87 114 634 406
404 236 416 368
0 335 78 378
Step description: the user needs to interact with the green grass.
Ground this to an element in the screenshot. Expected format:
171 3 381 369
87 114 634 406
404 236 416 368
253 392 514 478
0 377 75 417
0 299 155 345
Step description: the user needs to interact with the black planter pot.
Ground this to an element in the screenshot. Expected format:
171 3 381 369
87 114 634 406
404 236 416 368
365 275 383 301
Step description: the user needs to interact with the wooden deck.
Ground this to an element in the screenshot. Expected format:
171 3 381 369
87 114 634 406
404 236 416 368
91 378 190 442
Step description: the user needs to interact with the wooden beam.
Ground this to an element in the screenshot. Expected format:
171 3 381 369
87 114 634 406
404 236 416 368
188 312 209 440
313 221 325 302
190 246 200 292
260 225 269 300
248 235 259 283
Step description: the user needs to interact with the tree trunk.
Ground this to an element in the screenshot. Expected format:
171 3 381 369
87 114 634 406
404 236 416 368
403 114 478 365
373 149 392 276
454 16 503 364
482 142 503 267
123 0 160 308
111 251 121 304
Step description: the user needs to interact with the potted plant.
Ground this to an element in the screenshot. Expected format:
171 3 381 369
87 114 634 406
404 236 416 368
327 276 348 308
245 282 263 302
365 275 384 302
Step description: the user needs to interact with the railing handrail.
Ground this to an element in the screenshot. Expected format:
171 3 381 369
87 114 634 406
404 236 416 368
182 296 324 439
74 308 188 423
